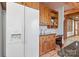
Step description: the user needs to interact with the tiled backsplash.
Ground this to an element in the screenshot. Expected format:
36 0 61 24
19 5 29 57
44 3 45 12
40 26 57 35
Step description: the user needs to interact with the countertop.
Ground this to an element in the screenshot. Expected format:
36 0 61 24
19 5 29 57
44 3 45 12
40 33 56 36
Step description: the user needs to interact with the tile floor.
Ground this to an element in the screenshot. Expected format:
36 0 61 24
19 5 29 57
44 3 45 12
41 36 79 57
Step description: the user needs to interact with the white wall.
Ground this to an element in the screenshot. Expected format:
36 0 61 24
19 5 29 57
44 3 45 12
67 20 74 37
57 6 64 35
56 6 64 44
2 10 6 57
0 3 2 57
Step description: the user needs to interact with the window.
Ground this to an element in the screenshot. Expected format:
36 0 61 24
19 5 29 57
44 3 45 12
67 19 73 32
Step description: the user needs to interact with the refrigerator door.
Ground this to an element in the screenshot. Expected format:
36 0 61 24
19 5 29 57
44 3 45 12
25 7 39 57
6 3 24 57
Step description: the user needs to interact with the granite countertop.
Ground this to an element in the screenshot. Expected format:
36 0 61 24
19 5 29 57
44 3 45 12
58 41 79 57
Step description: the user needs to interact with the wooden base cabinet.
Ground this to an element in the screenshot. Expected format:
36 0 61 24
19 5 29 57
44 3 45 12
39 36 47 56
50 35 56 50
39 35 56 56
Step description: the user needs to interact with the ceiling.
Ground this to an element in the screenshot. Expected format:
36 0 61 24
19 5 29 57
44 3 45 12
44 2 79 11
44 2 72 11
44 2 79 15
43 2 79 19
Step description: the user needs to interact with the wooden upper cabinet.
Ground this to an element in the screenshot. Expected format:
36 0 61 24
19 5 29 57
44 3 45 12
40 3 51 25
40 3 45 25
49 12 58 28
45 6 51 25
17 2 39 10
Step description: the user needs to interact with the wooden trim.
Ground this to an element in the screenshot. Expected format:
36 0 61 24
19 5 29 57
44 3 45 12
63 16 68 40
50 9 58 14
74 20 76 36
65 8 79 15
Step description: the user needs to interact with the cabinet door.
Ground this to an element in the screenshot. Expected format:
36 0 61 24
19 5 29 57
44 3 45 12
40 35 56 56
46 36 51 51
40 3 50 25
25 6 39 57
44 6 47 25
40 3 45 24
40 36 51 55
40 36 47 55
6 3 24 57
50 35 56 50
44 7 50 25
48 9 51 25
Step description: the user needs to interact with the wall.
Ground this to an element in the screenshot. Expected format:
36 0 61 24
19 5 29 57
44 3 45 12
0 3 2 57
2 10 6 57
56 6 64 44
67 20 74 37
57 6 64 35
40 26 57 35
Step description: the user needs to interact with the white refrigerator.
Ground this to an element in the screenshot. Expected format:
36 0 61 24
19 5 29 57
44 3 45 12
25 6 39 57
6 2 39 57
